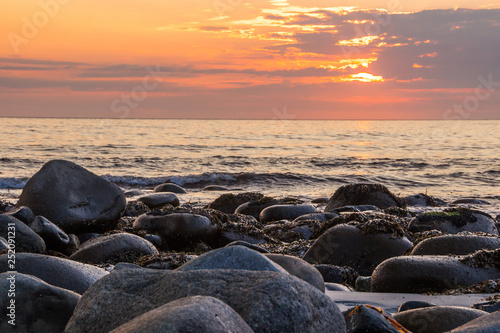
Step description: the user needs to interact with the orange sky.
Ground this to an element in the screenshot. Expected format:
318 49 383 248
1 0 500 119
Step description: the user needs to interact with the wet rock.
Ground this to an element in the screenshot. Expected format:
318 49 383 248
411 234 500 255
393 306 487 333
30 215 73 254
355 276 372 292
208 192 263 214
452 198 491 205
65 269 346 333
76 232 100 245
325 183 405 211
260 204 317 223
0 215 46 253
303 222 412 275
265 253 325 292
4 206 35 224
293 212 338 222
177 246 287 273
0 237 8 252
235 196 301 220
326 283 353 292
450 310 500 332
398 301 436 312
134 212 217 249
314 265 359 286
138 193 180 209
109 296 254 333
344 305 410 333
225 240 269 253
153 183 187 194
403 193 446 207
371 255 500 293
123 201 151 217
203 185 230 191
0 272 80 333
16 160 126 233
311 197 329 204
0 253 108 294
263 219 324 242
409 209 498 235
124 189 144 197
69 233 158 265
471 298 500 313
144 234 163 249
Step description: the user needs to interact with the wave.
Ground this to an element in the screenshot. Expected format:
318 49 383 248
0 177 29 189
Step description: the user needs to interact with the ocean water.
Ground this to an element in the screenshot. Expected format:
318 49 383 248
0 118 499 210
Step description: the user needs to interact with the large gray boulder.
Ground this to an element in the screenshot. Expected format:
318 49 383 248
177 246 287 273
69 233 158 265
303 223 412 275
265 254 325 292
65 269 347 333
371 255 500 293
109 296 254 333
393 306 487 333
450 309 500 332
0 215 46 253
260 204 318 223
325 184 404 211
411 234 500 255
0 253 108 294
409 210 498 235
0 272 80 333
16 160 126 233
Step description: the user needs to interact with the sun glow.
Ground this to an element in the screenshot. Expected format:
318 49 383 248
344 73 384 83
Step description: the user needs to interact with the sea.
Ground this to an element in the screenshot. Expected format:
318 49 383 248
1 118 499 214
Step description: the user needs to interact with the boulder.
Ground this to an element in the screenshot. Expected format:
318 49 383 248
0 253 108 294
208 192 263 214
30 216 73 253
409 210 498 235
355 276 372 292
411 234 500 255
65 269 347 333
393 306 487 333
153 183 187 194
303 223 412 275
260 204 317 223
398 301 436 312
0 272 80 333
16 160 126 233
235 197 300 220
450 308 500 332
69 233 158 265
4 206 35 224
0 215 46 253
325 184 405 211
371 255 500 293
403 193 445 207
177 246 287 273
133 212 217 248
265 254 325 292
109 296 254 333
344 305 410 333
138 193 180 209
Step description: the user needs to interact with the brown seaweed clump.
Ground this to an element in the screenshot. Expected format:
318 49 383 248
356 219 407 238
460 248 500 269
442 279 500 295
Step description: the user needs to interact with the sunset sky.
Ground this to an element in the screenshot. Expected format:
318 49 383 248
1 0 499 119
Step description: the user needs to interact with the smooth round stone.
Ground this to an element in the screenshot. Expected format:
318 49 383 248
325 283 353 292
202 185 230 191
303 224 412 275
411 234 500 255
403 193 446 207
265 253 325 292
371 255 500 293
69 233 158 265
344 305 404 333
0 253 108 294
4 206 35 224
325 183 405 211
355 276 372 292
394 306 488 333
153 183 187 194
109 296 254 333
409 210 498 235
398 301 436 312
144 234 163 249
260 204 318 223
208 192 263 214
471 299 500 313
0 272 80 333
65 269 347 333
177 246 287 273
450 310 500 332
30 216 71 253
76 232 100 245
16 160 126 234
452 198 491 205
124 190 144 197
0 215 46 253
138 193 180 209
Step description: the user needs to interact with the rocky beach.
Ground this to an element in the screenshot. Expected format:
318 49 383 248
1 159 500 332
